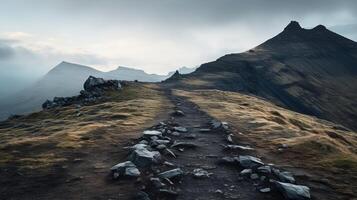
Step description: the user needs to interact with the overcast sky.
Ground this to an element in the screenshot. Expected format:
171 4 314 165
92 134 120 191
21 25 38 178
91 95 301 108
0 0 357 78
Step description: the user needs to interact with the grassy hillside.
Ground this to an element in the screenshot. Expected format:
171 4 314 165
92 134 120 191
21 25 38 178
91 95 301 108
175 89 357 199
0 83 171 199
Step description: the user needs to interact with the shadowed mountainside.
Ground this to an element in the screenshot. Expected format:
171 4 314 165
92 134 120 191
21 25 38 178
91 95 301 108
164 21 357 131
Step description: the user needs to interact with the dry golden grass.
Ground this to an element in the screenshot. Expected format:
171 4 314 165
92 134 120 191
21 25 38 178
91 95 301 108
0 83 170 170
175 89 357 197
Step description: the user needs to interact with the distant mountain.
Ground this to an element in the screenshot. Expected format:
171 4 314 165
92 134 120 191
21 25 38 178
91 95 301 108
165 21 357 131
105 66 165 82
0 62 197 120
0 62 103 119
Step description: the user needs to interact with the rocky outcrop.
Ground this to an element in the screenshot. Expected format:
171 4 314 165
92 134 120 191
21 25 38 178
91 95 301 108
42 76 121 109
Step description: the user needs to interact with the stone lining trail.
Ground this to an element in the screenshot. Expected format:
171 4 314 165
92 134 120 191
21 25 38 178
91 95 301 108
110 91 311 200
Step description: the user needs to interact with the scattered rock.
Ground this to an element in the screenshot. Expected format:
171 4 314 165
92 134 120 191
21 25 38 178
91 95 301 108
163 148 177 158
192 168 212 178
274 181 311 200
273 169 295 183
129 148 161 167
172 110 185 116
158 168 184 179
158 189 179 197
257 165 272 174
173 127 188 133
223 145 254 151
250 173 259 180
210 120 229 130
170 131 181 136
155 144 167 150
143 130 162 137
150 177 166 189
163 161 175 167
219 156 239 165
171 141 198 149
240 169 252 176
238 155 264 168
259 188 271 193
110 161 140 179
227 134 234 143
199 128 211 132
135 191 151 200
215 189 223 194
184 134 196 139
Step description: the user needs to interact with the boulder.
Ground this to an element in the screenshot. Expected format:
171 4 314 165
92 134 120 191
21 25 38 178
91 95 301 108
84 76 120 92
274 181 311 200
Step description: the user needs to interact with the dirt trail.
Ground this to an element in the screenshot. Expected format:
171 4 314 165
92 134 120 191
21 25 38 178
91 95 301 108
160 91 283 200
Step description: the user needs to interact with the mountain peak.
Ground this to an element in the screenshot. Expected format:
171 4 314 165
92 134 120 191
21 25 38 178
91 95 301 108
312 24 327 31
283 21 302 31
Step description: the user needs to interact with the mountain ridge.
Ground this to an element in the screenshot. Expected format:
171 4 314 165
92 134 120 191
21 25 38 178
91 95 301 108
164 21 357 131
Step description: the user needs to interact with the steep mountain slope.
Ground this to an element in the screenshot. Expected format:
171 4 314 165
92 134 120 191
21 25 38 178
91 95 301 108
165 21 357 131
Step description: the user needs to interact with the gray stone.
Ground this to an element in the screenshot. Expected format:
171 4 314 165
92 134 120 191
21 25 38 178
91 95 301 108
273 169 295 183
220 156 239 164
125 166 141 177
110 161 140 179
215 189 223 194
250 173 259 180
240 168 252 176
159 189 179 197
143 130 162 137
150 177 166 188
199 128 211 132
257 165 272 174
155 144 167 150
171 141 198 149
173 126 188 133
135 191 151 200
158 168 184 179
259 188 271 193
171 131 181 136
129 148 161 167
274 181 311 200
164 148 176 158
173 110 185 116
192 168 212 178
227 134 234 143
238 155 264 168
224 145 254 151
139 140 149 145
155 140 170 145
